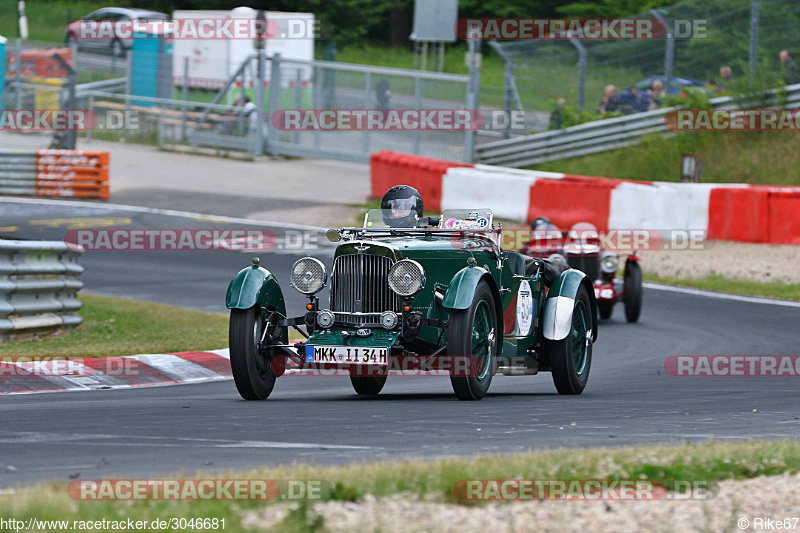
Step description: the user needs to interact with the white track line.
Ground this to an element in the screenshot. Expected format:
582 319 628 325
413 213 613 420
644 282 800 308
0 197 328 231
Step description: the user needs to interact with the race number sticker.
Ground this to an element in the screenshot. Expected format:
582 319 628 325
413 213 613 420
516 280 534 336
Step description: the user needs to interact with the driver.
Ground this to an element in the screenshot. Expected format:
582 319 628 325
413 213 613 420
380 185 424 228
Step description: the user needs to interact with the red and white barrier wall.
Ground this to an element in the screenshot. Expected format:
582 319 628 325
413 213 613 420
370 150 800 245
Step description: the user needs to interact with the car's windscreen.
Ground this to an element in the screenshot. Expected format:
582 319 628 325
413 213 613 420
363 209 419 229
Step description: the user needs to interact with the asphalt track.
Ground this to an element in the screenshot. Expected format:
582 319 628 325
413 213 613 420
1 197 799 488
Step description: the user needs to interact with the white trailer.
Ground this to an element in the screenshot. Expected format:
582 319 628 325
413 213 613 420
172 7 315 90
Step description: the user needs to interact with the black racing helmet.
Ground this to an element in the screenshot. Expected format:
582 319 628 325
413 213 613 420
531 216 553 231
380 185 424 227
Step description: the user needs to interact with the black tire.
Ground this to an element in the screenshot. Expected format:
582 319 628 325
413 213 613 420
350 375 387 395
229 306 276 400
448 280 498 401
548 284 593 395
598 302 614 320
111 39 126 58
623 262 643 323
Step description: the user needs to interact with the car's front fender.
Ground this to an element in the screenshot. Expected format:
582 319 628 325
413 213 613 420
542 269 598 341
442 264 504 340
442 264 489 310
226 265 286 317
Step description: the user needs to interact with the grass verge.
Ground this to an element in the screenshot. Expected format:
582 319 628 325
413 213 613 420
0 293 227 357
534 130 800 186
0 0 106 42
1 440 799 532
644 273 800 302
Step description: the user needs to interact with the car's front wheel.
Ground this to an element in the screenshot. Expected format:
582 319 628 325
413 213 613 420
350 375 387 395
229 306 276 400
624 261 643 323
448 280 497 401
548 284 593 395
110 39 125 58
598 302 614 319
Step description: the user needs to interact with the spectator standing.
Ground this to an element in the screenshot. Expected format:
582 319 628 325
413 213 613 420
549 97 566 130
597 85 619 115
717 66 733 92
242 96 258 134
780 50 800 85
647 80 666 110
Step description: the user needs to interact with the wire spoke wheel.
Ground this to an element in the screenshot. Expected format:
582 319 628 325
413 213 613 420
448 280 497 401
549 285 594 395
229 306 277 400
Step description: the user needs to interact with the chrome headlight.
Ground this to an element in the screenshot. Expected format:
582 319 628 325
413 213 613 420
600 253 619 274
290 257 327 295
388 259 426 297
317 309 335 328
380 311 399 329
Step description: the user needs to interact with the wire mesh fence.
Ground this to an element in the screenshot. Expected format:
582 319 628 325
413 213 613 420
489 0 800 131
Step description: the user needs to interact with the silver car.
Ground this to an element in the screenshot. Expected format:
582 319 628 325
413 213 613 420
65 7 168 57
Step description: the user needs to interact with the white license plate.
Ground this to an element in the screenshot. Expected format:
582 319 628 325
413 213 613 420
305 345 388 365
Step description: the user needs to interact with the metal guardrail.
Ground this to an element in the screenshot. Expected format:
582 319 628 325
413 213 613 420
0 240 84 340
75 77 126 98
476 83 800 167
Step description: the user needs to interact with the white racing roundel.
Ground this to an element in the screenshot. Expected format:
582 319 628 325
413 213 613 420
516 279 534 336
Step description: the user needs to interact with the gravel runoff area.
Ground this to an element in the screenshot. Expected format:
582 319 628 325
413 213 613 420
243 473 800 532
643 242 800 285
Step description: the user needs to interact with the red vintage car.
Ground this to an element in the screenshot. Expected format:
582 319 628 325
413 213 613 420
520 218 643 322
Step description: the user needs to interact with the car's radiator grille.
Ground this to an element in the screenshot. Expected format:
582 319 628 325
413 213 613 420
330 254 399 322
565 253 600 281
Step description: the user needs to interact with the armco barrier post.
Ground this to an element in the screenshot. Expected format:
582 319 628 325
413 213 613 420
0 35 6 110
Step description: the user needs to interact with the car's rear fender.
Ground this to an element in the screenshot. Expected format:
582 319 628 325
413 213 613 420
226 264 286 318
442 264 504 340
542 269 598 342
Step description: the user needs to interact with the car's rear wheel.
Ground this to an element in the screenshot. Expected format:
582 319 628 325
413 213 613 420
598 302 614 319
350 375 387 395
548 285 593 395
448 280 497 401
623 262 643 323
229 306 276 400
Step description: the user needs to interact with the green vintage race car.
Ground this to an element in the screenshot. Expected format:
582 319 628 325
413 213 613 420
225 190 598 401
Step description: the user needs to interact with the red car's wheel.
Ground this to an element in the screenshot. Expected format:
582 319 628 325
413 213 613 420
623 262 643 323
